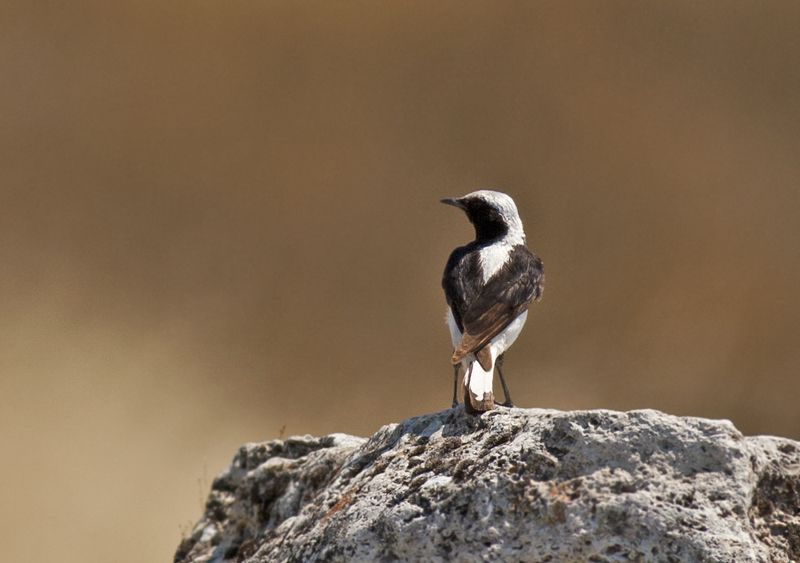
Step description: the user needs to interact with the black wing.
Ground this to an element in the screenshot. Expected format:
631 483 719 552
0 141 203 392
452 246 544 365
442 242 484 333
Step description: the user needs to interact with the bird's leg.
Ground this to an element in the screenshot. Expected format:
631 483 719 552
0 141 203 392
451 363 461 408
496 353 514 407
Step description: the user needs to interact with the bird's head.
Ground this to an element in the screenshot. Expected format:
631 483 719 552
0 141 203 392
440 190 525 243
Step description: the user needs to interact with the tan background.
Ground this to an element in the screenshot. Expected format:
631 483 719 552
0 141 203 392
2 2 799 562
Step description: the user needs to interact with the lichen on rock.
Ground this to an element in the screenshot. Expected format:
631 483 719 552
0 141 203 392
175 408 800 563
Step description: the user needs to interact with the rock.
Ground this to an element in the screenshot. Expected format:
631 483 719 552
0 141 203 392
175 408 800 563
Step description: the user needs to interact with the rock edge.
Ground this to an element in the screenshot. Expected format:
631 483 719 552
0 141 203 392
175 408 800 563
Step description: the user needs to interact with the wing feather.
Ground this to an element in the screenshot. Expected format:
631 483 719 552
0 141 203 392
451 247 543 365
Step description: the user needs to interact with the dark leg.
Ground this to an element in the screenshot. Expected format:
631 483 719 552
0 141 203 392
451 364 461 408
496 353 514 407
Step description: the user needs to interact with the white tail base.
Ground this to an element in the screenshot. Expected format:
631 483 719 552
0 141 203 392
465 356 494 401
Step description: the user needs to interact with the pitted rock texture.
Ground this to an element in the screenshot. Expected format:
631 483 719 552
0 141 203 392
175 408 800 563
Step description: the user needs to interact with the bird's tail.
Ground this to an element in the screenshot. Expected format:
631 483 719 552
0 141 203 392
463 359 495 413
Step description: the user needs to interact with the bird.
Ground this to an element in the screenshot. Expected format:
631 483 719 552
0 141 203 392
441 190 544 414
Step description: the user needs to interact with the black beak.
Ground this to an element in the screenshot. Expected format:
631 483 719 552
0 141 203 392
440 197 466 209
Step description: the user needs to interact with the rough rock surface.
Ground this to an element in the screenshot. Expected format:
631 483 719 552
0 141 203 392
175 408 800 563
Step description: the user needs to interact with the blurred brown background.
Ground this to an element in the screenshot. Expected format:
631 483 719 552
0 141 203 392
2 1 799 562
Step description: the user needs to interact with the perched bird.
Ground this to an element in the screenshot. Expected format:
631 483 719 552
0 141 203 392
441 190 544 414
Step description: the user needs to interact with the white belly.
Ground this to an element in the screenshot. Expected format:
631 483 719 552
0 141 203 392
445 308 528 366
490 310 528 356
446 307 462 348
446 307 528 402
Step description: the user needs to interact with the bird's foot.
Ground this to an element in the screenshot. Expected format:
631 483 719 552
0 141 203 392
498 400 515 408
451 400 460 409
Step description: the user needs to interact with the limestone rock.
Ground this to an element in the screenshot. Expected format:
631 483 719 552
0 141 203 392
175 408 800 562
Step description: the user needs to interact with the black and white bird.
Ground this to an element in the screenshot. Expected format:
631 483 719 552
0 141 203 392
441 190 544 413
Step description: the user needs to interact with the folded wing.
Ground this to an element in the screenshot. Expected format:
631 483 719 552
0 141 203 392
451 247 544 368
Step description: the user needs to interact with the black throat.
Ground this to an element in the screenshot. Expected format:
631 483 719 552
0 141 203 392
465 201 509 243
472 219 508 243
